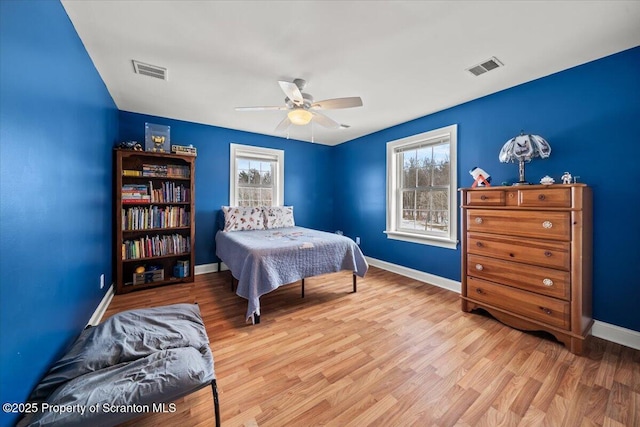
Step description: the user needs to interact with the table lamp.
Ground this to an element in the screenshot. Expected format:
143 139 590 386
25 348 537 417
499 131 551 185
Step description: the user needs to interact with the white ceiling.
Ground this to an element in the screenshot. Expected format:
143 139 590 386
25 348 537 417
61 1 640 146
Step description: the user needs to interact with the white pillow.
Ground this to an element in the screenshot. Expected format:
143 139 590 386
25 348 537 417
263 206 295 229
222 206 265 231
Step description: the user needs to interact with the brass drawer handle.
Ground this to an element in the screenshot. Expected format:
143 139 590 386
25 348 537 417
476 242 483 247
538 194 546 200
543 278 554 287
475 264 484 271
542 221 553 229
541 307 553 315
544 251 552 257
480 195 488 200
476 288 484 295
475 217 483 224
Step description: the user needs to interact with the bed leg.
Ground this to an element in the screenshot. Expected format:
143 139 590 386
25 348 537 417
253 313 260 324
301 278 305 298
353 273 357 293
211 379 220 427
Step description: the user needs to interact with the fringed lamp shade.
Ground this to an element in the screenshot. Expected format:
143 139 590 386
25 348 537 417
499 132 551 185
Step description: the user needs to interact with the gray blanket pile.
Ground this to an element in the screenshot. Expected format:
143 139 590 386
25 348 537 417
19 303 215 427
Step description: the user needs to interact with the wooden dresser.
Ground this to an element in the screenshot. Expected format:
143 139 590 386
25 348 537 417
460 184 593 354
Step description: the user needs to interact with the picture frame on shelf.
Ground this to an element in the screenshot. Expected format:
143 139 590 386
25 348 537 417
145 122 171 153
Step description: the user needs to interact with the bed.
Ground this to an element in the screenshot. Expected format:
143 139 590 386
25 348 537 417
215 206 368 323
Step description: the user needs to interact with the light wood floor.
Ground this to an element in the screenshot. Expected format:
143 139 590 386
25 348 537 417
104 267 639 427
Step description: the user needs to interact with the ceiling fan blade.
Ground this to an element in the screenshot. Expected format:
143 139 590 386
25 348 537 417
278 81 304 106
311 96 363 110
275 116 292 132
310 111 341 129
235 106 287 111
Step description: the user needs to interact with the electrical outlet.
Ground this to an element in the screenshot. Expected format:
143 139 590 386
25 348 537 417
100 274 105 289
355 237 361 245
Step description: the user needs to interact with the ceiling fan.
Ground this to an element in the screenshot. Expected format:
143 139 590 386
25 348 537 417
235 78 363 132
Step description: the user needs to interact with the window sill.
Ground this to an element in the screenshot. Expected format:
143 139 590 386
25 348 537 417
384 230 458 250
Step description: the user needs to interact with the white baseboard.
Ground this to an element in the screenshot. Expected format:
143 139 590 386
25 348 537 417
366 256 640 350
87 283 114 326
592 320 640 350
365 256 461 293
195 262 228 275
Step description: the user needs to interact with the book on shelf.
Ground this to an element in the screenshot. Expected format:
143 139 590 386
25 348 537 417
121 234 190 260
123 169 143 177
122 205 190 230
142 163 190 179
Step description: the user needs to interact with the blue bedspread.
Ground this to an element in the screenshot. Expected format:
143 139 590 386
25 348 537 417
215 226 368 321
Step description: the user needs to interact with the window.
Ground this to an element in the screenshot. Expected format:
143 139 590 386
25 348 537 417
385 124 458 249
230 144 284 207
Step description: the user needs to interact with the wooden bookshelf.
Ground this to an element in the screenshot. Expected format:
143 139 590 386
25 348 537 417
114 149 196 294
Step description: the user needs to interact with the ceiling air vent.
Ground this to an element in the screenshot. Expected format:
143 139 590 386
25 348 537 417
466 57 503 76
132 60 168 81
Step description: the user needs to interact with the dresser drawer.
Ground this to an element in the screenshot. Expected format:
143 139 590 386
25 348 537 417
519 188 571 207
467 277 570 330
467 209 570 241
466 190 505 206
467 254 570 300
468 253 570 300
467 232 570 270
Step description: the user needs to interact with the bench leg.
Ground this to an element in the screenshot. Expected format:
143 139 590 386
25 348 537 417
211 379 220 427
253 313 260 324
217 261 221 273
353 273 357 293
301 278 305 298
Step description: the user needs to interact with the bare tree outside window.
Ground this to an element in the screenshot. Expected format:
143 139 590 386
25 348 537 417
236 159 274 207
399 143 450 234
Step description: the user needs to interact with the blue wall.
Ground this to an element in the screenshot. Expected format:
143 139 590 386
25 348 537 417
0 1 118 425
334 46 640 332
118 112 336 265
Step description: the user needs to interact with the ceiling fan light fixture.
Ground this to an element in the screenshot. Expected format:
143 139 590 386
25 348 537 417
287 109 313 125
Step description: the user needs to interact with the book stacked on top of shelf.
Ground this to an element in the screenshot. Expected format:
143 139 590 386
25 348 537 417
123 169 142 177
142 164 190 179
122 184 150 204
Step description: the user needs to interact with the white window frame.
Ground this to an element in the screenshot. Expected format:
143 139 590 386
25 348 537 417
385 124 458 249
229 143 284 207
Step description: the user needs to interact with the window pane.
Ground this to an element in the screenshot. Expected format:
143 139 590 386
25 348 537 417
238 170 249 184
401 151 418 188
402 190 415 210
416 191 430 210
430 189 449 232
432 143 450 186
248 169 259 185
237 159 250 170
261 188 272 205
417 165 432 187
261 171 272 185
401 209 417 230
417 210 429 230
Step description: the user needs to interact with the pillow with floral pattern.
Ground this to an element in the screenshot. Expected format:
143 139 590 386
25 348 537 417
263 206 295 229
221 206 265 231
